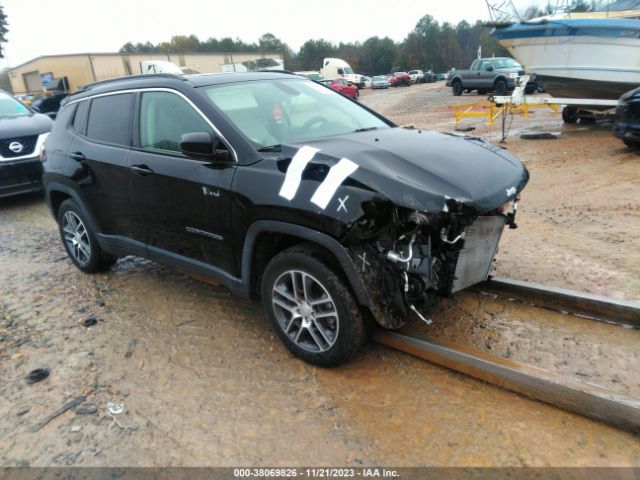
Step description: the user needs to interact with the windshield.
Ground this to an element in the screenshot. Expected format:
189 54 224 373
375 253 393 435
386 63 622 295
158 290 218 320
0 93 31 118
493 58 521 69
343 67 354 75
594 0 640 11
373 76 386 81
204 79 390 149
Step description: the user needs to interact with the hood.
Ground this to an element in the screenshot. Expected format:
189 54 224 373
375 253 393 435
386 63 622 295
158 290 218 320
0 113 52 140
282 128 528 213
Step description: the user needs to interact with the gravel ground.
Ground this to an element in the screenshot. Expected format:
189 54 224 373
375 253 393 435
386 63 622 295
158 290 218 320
1 83 639 467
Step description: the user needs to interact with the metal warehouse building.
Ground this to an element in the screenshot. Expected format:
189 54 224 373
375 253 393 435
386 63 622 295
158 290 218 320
8 51 283 95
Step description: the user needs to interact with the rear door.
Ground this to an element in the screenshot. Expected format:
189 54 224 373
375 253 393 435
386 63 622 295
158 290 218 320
67 93 136 239
127 90 236 273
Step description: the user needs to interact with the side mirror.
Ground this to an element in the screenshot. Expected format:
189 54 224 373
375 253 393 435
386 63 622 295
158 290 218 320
180 132 227 161
486 65 494 72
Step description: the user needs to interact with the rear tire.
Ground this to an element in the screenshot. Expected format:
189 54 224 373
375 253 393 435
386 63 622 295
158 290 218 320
57 199 117 273
452 80 463 96
261 245 368 367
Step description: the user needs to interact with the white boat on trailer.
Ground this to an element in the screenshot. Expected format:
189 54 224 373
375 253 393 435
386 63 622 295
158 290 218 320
486 0 640 101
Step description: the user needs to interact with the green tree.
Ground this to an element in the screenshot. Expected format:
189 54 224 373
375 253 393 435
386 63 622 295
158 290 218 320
297 39 337 70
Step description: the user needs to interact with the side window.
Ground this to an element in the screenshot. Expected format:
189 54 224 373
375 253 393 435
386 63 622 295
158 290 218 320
338 68 344 75
139 91 212 155
86 94 134 146
72 100 89 133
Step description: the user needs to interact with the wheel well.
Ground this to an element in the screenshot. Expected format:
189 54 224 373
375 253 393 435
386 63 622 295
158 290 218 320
249 232 343 300
494 76 507 86
49 190 71 218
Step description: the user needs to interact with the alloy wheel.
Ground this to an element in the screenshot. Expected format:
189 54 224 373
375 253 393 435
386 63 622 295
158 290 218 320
272 270 339 353
62 211 91 265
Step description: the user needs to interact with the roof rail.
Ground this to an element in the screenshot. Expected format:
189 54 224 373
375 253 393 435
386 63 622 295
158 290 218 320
78 73 188 92
256 69 297 75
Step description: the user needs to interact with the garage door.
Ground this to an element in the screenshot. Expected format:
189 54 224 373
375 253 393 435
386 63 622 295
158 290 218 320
23 71 43 93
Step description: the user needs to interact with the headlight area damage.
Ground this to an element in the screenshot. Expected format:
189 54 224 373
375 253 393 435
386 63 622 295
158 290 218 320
341 197 520 330
263 129 529 331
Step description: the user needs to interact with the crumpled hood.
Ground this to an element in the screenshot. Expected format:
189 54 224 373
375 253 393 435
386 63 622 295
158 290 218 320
284 127 529 213
0 113 52 139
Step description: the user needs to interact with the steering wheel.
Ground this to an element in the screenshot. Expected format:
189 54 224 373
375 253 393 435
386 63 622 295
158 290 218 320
302 116 329 130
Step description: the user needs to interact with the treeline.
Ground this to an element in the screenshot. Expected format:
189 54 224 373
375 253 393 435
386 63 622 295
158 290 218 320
119 15 509 75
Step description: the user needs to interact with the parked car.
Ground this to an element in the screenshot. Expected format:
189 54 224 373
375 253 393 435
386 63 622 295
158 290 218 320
446 57 535 96
320 78 359 99
389 72 411 87
371 75 390 89
0 91 52 198
43 71 528 366
614 86 640 149
362 76 372 89
295 71 325 82
408 70 425 84
434 73 447 81
30 93 70 120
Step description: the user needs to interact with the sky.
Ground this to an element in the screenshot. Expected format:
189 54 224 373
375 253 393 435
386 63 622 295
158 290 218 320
0 0 540 68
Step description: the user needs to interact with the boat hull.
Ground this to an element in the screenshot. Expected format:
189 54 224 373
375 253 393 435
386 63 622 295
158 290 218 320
494 19 640 99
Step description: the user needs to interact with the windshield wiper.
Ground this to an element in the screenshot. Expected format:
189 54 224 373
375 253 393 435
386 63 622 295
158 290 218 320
257 144 282 152
354 127 379 133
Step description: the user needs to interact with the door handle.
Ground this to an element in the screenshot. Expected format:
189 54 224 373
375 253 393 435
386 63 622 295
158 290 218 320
70 151 86 162
130 164 154 176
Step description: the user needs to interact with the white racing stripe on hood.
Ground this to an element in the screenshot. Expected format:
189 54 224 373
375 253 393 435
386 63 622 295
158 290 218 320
278 146 320 200
311 158 359 209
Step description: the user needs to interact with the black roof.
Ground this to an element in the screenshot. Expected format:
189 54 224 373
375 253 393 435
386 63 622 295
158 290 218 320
67 71 300 103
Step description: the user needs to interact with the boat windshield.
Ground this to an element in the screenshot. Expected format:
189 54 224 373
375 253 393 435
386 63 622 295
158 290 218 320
594 0 640 11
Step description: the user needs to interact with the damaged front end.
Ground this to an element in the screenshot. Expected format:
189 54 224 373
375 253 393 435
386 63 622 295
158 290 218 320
342 197 520 330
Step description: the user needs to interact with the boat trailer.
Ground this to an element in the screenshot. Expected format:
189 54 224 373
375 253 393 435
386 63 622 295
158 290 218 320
492 75 619 124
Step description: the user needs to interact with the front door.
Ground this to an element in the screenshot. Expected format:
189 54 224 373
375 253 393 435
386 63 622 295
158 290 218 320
127 90 236 274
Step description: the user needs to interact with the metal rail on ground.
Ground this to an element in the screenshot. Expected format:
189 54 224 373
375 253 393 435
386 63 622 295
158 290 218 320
473 276 640 328
373 330 640 433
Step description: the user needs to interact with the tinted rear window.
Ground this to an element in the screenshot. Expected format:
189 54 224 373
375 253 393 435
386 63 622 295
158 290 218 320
86 94 134 146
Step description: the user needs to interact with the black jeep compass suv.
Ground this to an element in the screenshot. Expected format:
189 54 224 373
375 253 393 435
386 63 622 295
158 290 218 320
44 71 528 366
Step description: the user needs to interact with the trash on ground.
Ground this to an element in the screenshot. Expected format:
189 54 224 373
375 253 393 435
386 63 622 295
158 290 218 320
106 402 124 416
82 317 98 327
26 368 49 384
520 132 561 140
124 338 137 358
75 404 97 415
69 425 82 433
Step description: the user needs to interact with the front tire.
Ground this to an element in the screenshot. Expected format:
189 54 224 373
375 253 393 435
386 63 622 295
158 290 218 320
494 79 508 96
57 199 117 273
452 80 463 96
261 245 368 367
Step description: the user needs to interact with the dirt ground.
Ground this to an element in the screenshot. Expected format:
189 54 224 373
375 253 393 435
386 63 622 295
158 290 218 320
1 82 639 467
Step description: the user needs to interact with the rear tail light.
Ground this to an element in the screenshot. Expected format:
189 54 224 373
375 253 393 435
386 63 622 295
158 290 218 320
39 145 46 163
